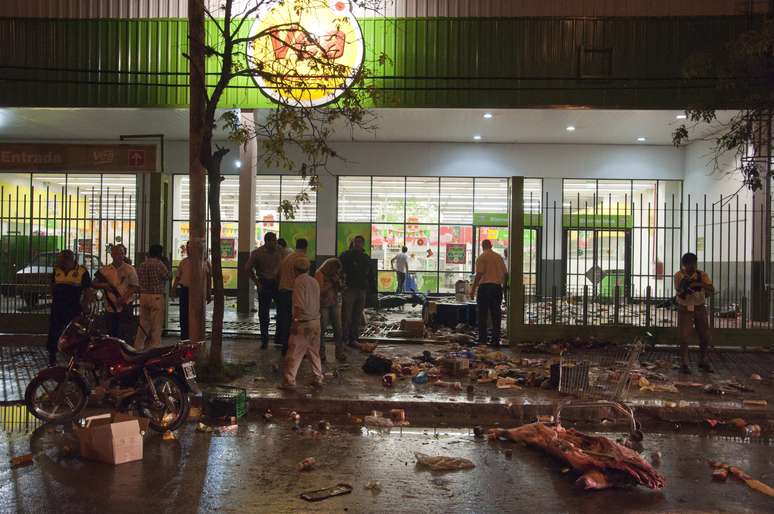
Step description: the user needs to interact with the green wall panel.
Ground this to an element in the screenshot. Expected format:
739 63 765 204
0 16 759 109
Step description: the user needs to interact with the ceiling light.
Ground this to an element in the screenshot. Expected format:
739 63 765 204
235 160 242 168
637 137 646 142
483 113 493 119
676 114 687 120
566 125 576 132
473 135 482 141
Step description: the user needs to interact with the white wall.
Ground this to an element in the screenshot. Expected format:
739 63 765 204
263 141 685 180
683 138 752 203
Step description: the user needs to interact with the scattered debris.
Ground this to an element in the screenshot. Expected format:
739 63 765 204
364 412 394 433
742 399 768 407
188 406 202 419
382 373 397 387
299 483 353 502
162 430 177 441
489 423 665 490
263 410 274 422
473 426 486 439
298 457 317 472
433 380 463 391
750 373 762 381
10 454 33 468
414 452 475 472
650 451 662 467
364 480 382 493
196 422 213 433
317 420 331 431
710 462 774 497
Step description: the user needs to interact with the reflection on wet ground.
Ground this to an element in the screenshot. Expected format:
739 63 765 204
2 417 774 514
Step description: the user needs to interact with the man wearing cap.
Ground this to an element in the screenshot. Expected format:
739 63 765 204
279 256 323 390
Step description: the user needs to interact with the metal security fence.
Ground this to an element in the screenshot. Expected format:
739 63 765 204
0 173 137 315
524 192 773 330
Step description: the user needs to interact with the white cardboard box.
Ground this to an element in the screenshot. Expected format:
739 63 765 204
73 412 148 465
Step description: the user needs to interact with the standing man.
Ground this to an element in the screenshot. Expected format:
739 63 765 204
675 252 715 374
315 257 346 363
391 246 410 293
276 238 308 355
172 241 212 340
471 240 508 347
47 250 91 365
339 235 373 349
93 245 139 341
134 244 170 350
245 232 283 349
279 257 323 390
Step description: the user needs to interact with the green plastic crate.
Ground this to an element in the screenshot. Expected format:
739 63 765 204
202 385 247 419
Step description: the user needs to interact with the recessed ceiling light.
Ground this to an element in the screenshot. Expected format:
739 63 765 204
637 137 646 142
483 113 493 119
676 114 687 120
566 125 576 132
473 135 482 141
235 160 242 168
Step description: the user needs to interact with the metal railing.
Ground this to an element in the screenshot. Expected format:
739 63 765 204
523 192 773 330
0 182 136 315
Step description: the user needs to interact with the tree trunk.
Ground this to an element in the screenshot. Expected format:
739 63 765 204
207 168 225 369
188 0 207 344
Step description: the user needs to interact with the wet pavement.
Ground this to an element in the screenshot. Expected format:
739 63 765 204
2 418 774 514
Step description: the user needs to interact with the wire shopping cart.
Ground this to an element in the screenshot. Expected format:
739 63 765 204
553 337 645 441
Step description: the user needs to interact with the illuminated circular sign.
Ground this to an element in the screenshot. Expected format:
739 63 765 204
247 0 365 107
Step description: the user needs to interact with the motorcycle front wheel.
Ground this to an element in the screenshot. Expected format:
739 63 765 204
140 373 190 433
25 369 88 424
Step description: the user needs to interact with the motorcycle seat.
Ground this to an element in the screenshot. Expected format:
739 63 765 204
119 341 175 363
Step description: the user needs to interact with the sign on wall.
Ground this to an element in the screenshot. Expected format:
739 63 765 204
247 0 365 107
445 243 466 265
0 143 157 172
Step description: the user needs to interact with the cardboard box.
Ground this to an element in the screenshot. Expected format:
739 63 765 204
400 319 425 338
73 413 149 465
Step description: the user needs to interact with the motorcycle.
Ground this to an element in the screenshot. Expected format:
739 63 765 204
25 315 203 432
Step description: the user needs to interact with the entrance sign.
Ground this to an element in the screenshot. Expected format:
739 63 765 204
0 143 158 172
247 0 365 107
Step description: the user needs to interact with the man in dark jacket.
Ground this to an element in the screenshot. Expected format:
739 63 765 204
47 250 91 365
339 235 373 349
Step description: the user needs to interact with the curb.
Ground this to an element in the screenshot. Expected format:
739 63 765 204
245 394 772 428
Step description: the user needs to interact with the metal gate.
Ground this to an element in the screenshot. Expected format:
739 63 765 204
0 173 137 316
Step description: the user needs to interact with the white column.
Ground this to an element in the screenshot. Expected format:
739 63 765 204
541 177 564 296
236 132 257 313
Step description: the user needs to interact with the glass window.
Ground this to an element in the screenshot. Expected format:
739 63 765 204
280 176 317 221
406 177 439 223
372 177 405 223
337 177 371 222
256 175 281 223
371 223 404 270
564 179 598 212
217 176 240 221
440 177 473 224
474 178 508 215
524 178 542 215
405 224 438 271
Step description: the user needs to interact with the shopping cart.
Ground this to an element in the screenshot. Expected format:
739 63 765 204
553 337 645 441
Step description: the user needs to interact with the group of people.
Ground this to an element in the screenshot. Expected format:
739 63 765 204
245 233 373 389
46 234 714 382
46 242 207 365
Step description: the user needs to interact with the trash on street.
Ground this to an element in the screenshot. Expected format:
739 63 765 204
489 423 665 490
414 452 475 471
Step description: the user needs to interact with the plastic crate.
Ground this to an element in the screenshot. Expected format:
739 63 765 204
202 385 247 419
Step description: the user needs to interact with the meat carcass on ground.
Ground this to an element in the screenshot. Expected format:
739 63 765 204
488 423 665 491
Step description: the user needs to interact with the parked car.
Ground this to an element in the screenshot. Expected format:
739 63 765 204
15 252 101 307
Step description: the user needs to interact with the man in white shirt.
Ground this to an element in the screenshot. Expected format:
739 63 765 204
93 244 140 341
391 246 410 293
279 257 323 390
